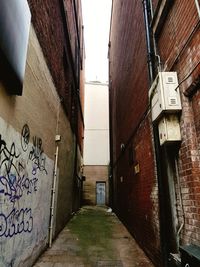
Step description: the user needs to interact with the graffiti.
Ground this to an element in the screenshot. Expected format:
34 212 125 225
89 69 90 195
0 125 48 204
0 208 33 238
0 174 38 203
28 136 47 174
0 124 49 240
21 124 30 152
0 135 20 177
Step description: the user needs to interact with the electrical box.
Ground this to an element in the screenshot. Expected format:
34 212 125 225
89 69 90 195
158 114 181 145
149 72 182 122
180 244 200 267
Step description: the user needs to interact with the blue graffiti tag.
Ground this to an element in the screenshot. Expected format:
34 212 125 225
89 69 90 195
0 175 38 203
0 208 33 237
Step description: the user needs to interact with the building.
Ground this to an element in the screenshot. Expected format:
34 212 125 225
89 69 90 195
0 0 84 266
109 0 200 266
83 82 110 206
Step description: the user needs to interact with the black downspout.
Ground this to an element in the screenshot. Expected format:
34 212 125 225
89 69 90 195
142 1 168 266
108 78 114 209
142 0 154 84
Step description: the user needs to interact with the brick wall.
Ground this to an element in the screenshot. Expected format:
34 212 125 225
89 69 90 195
83 166 109 205
109 1 162 265
154 0 200 246
110 0 200 265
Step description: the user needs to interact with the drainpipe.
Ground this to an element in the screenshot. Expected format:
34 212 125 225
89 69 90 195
142 1 168 266
49 135 61 247
142 0 154 84
195 0 200 18
175 158 185 245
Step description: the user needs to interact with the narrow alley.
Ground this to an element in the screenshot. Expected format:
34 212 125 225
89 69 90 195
33 206 154 267
0 0 200 267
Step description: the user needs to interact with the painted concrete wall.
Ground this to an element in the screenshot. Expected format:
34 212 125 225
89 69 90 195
83 82 110 165
0 26 76 267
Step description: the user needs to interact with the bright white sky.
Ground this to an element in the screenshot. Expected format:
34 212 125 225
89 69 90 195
82 0 112 83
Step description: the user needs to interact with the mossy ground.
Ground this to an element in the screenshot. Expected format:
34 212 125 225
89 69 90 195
68 206 116 265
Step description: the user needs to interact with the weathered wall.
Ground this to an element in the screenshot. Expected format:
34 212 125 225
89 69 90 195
153 0 200 247
109 1 162 265
83 166 109 205
0 26 75 267
110 0 200 266
28 0 85 155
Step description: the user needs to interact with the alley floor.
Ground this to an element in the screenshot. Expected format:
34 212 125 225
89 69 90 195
33 206 154 267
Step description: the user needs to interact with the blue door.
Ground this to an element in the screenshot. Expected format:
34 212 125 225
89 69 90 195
96 182 106 205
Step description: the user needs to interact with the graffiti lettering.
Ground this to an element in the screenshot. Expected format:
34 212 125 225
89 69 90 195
28 136 47 174
0 135 20 177
21 124 30 152
0 208 33 237
0 174 38 203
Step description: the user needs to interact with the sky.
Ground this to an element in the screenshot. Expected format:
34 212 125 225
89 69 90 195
82 0 112 83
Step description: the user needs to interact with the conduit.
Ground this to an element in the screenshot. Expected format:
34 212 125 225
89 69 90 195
49 139 60 248
143 1 168 266
195 0 200 18
142 0 154 84
175 158 185 245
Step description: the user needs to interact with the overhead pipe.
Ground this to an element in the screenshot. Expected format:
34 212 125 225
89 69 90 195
142 1 168 266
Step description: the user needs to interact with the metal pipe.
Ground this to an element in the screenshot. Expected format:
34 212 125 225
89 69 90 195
148 0 162 72
175 158 185 245
143 1 168 266
195 0 200 18
142 0 154 84
49 144 59 248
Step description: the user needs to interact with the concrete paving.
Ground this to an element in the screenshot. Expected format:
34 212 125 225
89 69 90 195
33 206 154 267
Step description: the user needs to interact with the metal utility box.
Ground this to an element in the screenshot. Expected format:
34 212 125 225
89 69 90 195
158 114 181 145
180 244 200 267
149 72 182 122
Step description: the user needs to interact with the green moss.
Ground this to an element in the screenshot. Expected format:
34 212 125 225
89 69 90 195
68 207 116 265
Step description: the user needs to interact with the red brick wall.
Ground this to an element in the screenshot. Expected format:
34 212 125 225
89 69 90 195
109 0 149 160
152 0 159 11
28 0 69 108
155 0 200 246
115 116 161 265
110 0 200 264
109 1 162 265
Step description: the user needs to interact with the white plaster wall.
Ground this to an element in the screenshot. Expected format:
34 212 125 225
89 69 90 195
84 130 110 165
83 82 110 165
0 25 75 267
84 82 109 129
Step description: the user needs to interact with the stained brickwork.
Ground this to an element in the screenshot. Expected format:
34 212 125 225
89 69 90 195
109 0 200 266
155 0 200 247
109 1 162 266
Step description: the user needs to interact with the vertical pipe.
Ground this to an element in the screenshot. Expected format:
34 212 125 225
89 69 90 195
175 158 185 245
143 0 168 266
49 144 59 247
195 0 200 18
142 0 154 84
